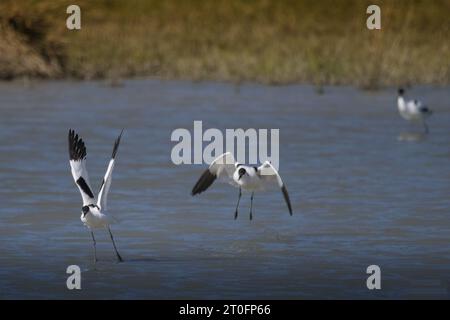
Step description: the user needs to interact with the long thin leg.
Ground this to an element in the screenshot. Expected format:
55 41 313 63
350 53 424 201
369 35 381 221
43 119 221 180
234 188 242 220
422 119 429 134
249 192 254 221
90 231 97 263
108 227 123 262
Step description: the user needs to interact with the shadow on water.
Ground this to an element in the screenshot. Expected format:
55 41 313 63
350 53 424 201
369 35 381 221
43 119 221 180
124 256 234 263
397 132 428 142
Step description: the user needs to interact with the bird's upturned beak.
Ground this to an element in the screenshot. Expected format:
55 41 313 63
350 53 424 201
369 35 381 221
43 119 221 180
238 173 244 180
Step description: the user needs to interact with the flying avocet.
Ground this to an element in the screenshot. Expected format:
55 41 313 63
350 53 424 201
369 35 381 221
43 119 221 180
192 152 293 220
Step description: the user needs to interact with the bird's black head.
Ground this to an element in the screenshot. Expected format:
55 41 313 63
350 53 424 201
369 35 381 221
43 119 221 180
81 205 90 216
398 88 404 96
238 168 246 180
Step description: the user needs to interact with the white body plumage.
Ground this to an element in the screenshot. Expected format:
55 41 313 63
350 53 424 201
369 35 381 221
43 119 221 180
233 165 262 191
80 206 110 229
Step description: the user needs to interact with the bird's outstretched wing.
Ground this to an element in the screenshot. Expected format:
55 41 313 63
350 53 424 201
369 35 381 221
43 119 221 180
97 130 123 211
191 152 236 195
257 161 293 215
68 130 95 206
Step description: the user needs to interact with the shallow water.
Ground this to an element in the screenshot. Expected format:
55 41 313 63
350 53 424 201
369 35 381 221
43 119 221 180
0 79 449 299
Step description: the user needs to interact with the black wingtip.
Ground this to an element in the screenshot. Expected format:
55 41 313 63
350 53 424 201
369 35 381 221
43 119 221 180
111 129 124 159
281 185 293 216
68 129 87 161
192 169 217 196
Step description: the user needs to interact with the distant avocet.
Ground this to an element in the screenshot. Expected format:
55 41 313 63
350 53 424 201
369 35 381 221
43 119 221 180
397 88 432 133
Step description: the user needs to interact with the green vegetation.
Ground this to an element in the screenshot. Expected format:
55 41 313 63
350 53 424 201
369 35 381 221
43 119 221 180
1 0 449 87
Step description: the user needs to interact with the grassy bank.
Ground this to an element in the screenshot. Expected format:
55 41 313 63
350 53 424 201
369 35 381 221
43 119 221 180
0 0 449 87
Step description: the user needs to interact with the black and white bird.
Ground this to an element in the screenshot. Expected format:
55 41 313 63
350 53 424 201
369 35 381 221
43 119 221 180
397 88 432 133
191 152 293 220
68 129 124 263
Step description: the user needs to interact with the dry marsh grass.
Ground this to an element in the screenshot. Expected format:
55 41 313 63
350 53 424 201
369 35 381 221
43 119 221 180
0 0 449 87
